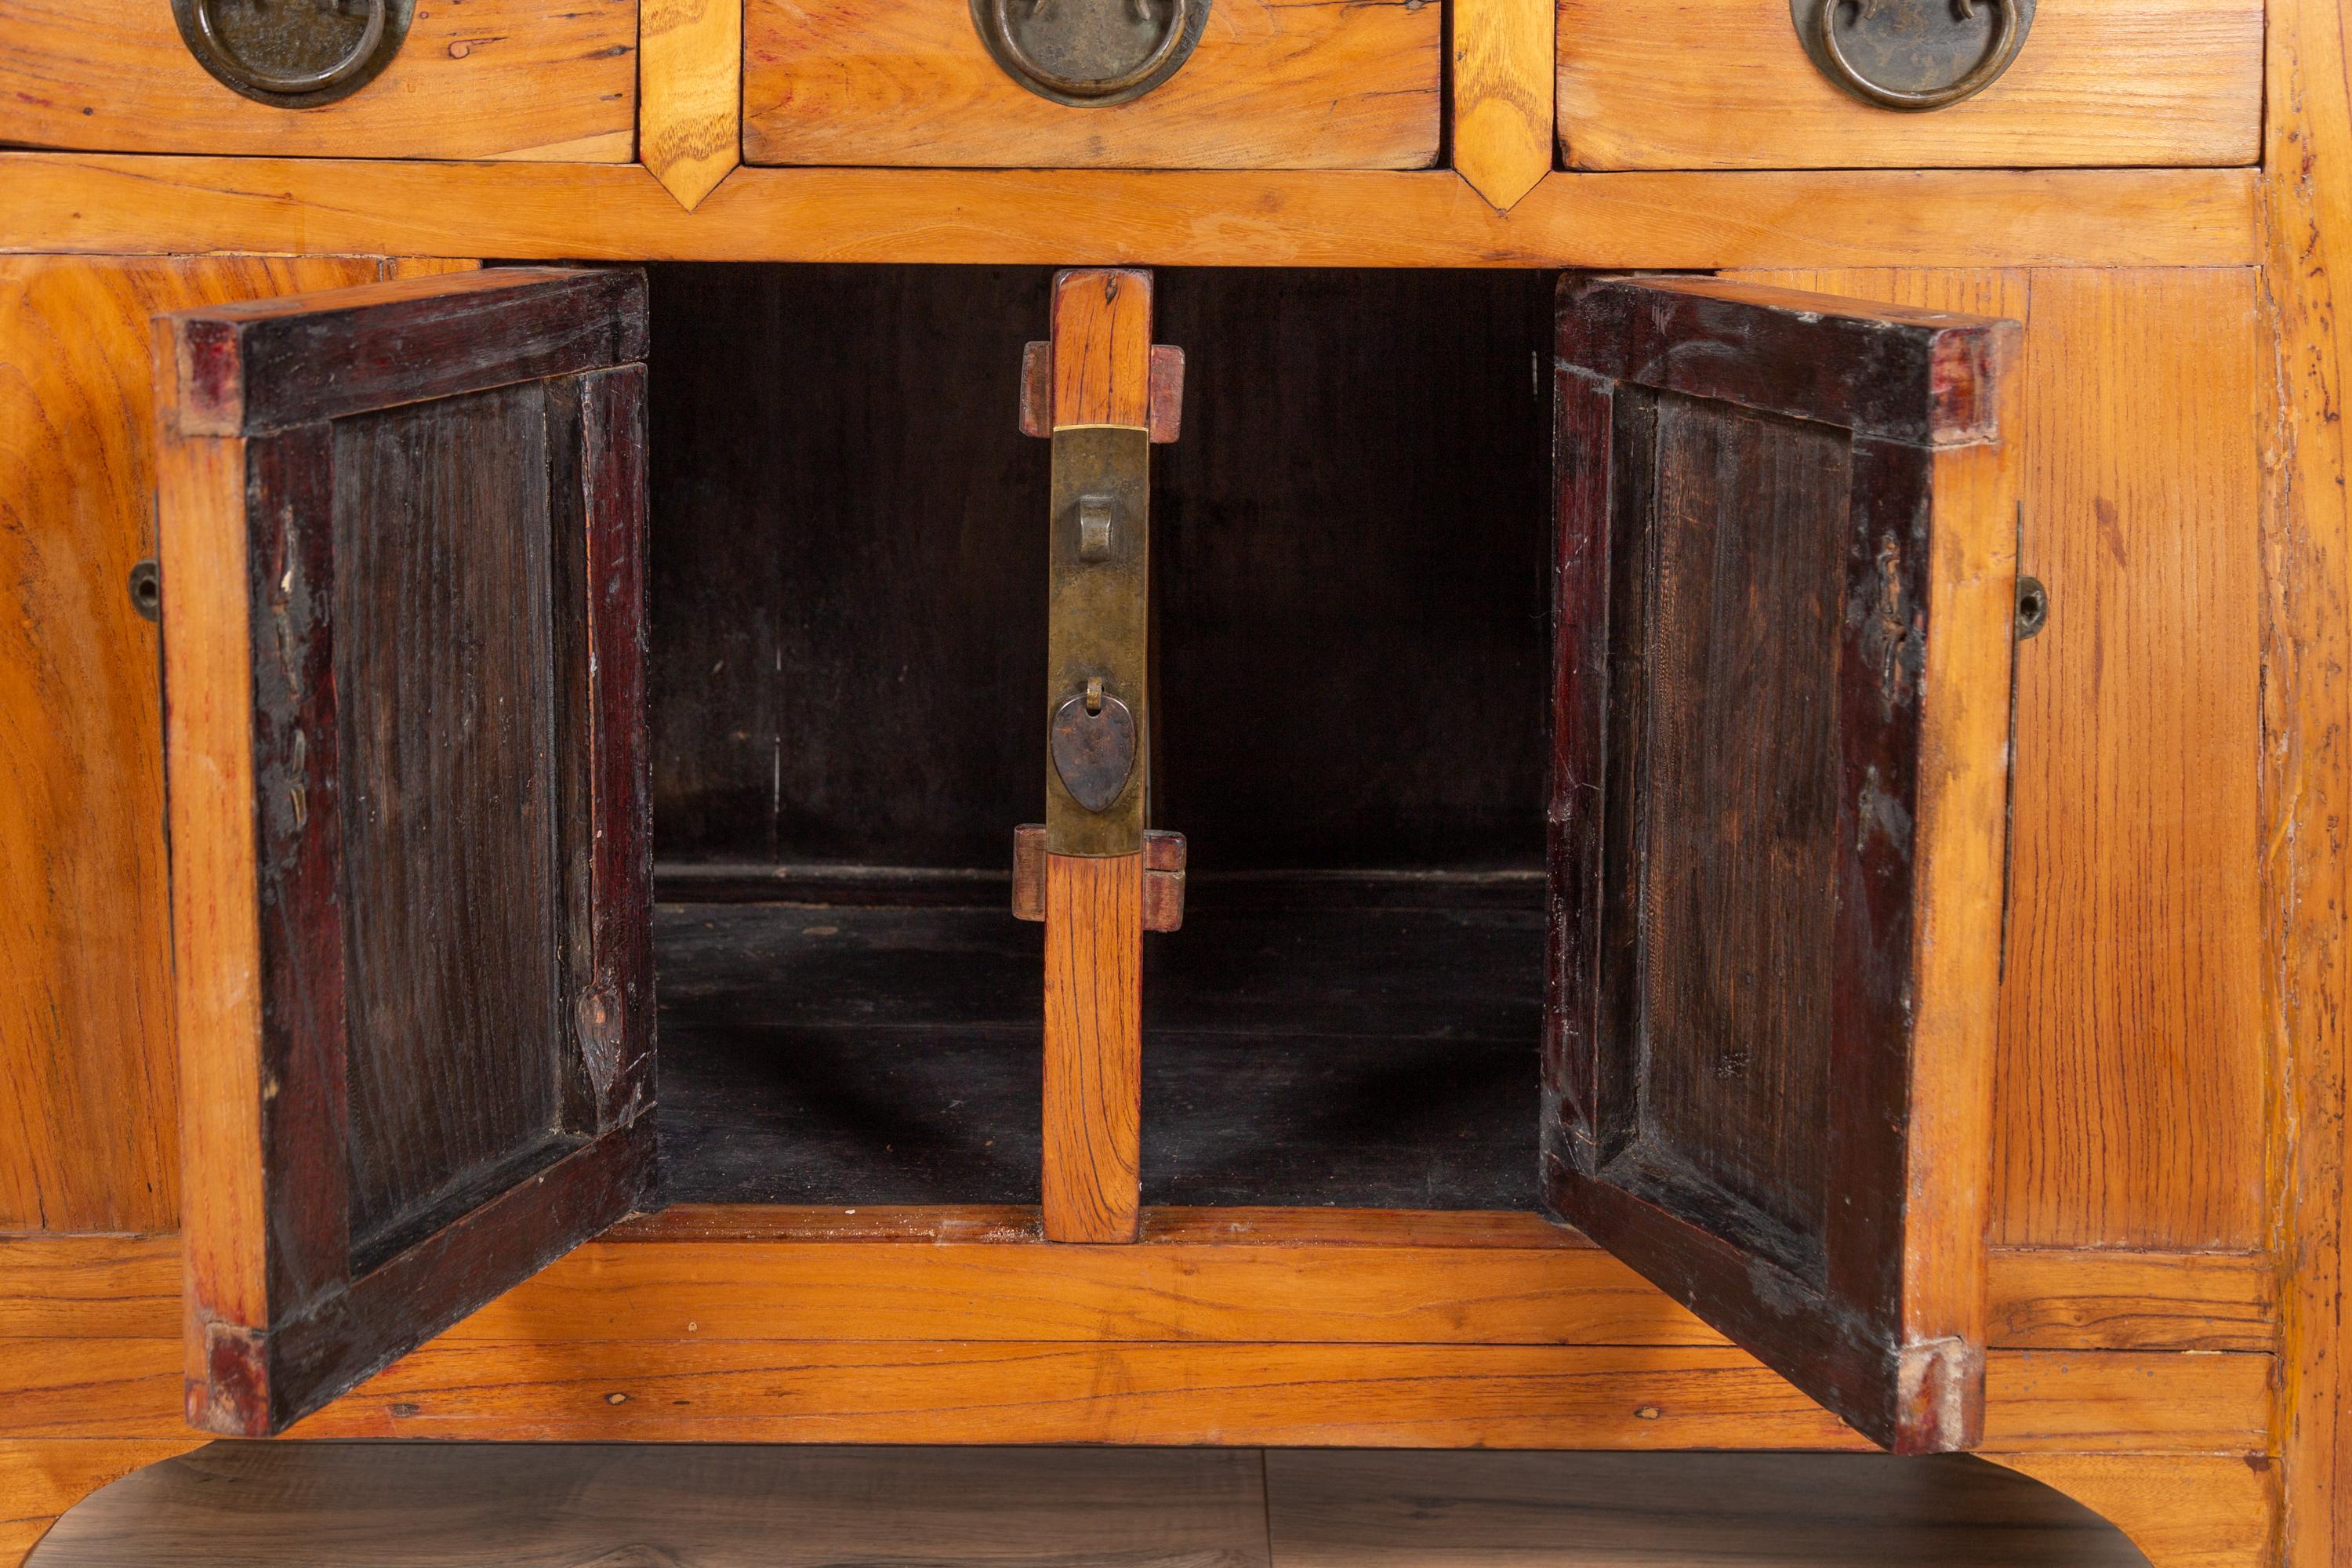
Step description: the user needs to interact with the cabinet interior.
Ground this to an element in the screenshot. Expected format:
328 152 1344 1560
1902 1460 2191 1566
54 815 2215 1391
641 263 1557 1210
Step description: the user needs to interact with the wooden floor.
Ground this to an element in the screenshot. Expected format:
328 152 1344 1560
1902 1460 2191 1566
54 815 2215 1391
29 1443 2151 1566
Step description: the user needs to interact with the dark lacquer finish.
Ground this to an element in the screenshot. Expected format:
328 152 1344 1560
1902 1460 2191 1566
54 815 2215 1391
1546 274 2019 1454
158 268 653 1437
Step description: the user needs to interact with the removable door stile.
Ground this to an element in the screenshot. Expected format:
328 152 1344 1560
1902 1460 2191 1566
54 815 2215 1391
156 267 654 1436
1545 275 2019 1454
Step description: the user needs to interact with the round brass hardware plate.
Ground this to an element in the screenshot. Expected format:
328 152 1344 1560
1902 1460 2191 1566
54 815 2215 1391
973 0 1210 107
1790 0 2035 111
172 0 414 109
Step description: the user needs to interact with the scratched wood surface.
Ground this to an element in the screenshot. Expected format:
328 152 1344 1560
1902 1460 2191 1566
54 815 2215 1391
742 0 1438 169
2259 0 2352 1559
0 0 636 162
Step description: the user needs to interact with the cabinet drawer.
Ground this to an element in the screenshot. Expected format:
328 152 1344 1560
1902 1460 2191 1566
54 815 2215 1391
1556 0 2260 170
742 0 1439 169
0 0 636 162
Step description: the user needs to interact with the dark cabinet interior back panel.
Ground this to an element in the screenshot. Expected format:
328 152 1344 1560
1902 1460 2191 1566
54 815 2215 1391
644 264 1555 876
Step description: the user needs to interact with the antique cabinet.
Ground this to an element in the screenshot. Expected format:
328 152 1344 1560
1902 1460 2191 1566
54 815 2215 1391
0 0 2343 1562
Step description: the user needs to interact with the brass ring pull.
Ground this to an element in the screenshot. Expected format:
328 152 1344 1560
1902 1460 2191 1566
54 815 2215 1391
975 0 1208 107
1815 0 2024 110
194 0 387 94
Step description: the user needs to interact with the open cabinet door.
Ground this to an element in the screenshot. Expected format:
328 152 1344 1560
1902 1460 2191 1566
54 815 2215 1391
1545 275 2018 1454
156 268 653 1436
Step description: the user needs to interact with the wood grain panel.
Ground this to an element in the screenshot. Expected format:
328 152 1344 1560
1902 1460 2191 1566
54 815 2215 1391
1453 0 1553 209
1268 1450 2160 1566
641 0 742 212
0 256 390 1236
1990 1454 2275 1568
0 1334 2266 1452
1729 268 2266 1254
1557 0 2261 170
2000 269 2263 1250
0 157 2257 270
1050 268 1153 430
2259 0 2352 1559
1043 853 1145 1243
0 1228 2280 1352
0 0 636 162
742 0 1438 169
332 385 563 1259
301 1345 2272 1450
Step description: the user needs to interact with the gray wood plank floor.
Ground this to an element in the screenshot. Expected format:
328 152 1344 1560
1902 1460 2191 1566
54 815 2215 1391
30 1443 2149 1566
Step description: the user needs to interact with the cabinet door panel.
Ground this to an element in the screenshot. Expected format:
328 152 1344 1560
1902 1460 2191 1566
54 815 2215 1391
156 267 652 1436
1547 274 2018 1454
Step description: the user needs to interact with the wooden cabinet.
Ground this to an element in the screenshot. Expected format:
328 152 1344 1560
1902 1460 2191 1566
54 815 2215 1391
0 0 2344 1557
146 260 2002 1458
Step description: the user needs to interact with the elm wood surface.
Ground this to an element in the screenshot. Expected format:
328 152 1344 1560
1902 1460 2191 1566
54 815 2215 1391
1452 0 1554 211
0 1221 2280 1353
654 901 1541 1209
1042 854 1146 1241
638 0 742 212
2261 0 2352 1556
0 1337 2259 1450
1555 0 2259 172
0 0 637 163
646 264 1551 874
17 1444 2179 1568
1722 268 2265 1255
156 269 655 1436
741 0 1439 170
1985 1454 2275 1568
1037 268 1157 1244
0 158 2259 270
1547 276 2018 1454
0 255 461 1235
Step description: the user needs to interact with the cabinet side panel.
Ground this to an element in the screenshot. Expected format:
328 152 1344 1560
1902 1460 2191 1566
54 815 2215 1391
0 256 383 1236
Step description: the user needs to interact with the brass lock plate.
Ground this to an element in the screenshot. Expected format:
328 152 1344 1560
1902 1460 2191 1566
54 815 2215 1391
1044 426 1151 856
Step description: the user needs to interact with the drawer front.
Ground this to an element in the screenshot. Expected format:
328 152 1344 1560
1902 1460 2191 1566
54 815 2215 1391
0 0 637 162
744 0 1439 169
1557 0 2260 170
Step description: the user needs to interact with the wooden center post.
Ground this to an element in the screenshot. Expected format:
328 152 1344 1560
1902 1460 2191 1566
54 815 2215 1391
1016 268 1183 1243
